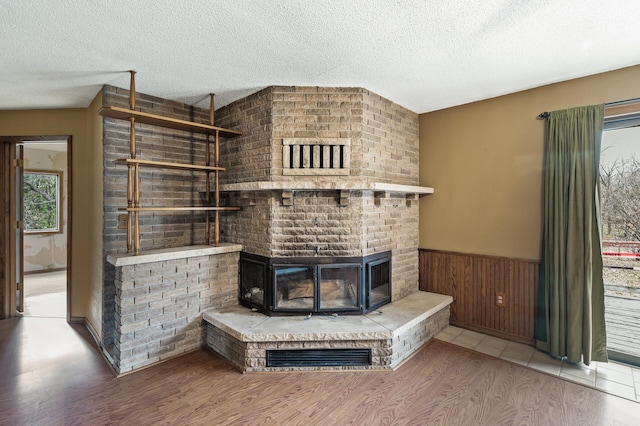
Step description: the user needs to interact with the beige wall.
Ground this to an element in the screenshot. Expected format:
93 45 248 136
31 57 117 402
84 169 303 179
0 94 103 336
419 65 640 260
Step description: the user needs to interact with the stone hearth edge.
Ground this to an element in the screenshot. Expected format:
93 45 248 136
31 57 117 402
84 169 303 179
204 291 453 372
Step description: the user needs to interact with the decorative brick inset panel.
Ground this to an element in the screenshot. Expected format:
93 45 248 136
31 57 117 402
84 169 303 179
270 87 364 183
282 138 350 176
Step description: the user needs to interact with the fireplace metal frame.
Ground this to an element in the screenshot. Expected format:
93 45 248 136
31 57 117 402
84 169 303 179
239 251 392 315
272 261 362 314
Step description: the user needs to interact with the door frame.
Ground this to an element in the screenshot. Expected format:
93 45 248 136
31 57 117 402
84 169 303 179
1 135 72 321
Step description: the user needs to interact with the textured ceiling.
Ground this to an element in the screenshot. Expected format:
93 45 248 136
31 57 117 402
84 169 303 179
2 0 640 113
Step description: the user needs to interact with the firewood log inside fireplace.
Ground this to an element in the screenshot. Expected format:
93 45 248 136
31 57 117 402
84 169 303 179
286 279 314 300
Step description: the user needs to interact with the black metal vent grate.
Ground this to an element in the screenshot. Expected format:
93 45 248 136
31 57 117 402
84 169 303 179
266 349 372 367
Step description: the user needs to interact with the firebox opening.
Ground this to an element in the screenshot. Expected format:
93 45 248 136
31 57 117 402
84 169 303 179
239 251 392 315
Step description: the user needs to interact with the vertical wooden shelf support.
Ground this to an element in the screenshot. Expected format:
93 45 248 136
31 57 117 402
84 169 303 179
128 71 136 254
214 129 220 246
205 94 214 246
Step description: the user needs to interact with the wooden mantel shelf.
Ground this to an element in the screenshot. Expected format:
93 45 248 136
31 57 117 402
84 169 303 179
219 181 434 195
98 106 241 138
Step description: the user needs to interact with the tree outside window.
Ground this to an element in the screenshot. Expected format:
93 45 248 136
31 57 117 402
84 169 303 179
600 126 640 242
23 170 62 233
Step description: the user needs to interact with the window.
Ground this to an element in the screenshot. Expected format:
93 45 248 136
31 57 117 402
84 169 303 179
23 170 62 234
601 117 640 243
601 103 640 366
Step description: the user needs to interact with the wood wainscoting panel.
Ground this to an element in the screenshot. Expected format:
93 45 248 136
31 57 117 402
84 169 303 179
419 249 539 345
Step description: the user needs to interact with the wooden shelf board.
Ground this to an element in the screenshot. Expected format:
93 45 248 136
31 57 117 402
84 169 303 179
98 106 241 138
114 158 225 172
118 207 241 212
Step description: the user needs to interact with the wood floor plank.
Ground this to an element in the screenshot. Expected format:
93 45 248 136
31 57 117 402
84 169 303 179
1 317 639 425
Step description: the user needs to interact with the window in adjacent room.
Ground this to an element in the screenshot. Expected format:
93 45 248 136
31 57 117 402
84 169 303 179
23 170 62 233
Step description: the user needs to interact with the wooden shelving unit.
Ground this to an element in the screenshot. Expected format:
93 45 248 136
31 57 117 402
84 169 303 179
119 207 241 212
99 106 241 138
113 158 225 172
99 71 242 255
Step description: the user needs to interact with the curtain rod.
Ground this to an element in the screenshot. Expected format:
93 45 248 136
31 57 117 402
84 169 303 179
536 97 640 120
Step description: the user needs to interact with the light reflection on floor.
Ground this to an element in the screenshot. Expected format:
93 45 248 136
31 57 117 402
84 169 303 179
23 270 66 318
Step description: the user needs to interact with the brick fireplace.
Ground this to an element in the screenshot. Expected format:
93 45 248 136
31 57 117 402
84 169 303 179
202 86 450 371
102 85 449 374
214 86 429 302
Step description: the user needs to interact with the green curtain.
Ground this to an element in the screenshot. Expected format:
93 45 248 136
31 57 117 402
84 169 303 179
535 104 608 365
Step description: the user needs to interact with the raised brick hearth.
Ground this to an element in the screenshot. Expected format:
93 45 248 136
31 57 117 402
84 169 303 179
204 292 452 372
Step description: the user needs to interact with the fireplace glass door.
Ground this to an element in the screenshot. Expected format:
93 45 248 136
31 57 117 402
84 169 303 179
367 257 391 310
240 256 267 308
240 252 391 315
274 266 315 311
273 263 362 313
318 264 360 311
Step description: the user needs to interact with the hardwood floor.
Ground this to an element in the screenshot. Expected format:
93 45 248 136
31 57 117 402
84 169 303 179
1 317 638 425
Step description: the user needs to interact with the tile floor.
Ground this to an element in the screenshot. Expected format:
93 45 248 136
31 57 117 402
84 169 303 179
436 325 640 403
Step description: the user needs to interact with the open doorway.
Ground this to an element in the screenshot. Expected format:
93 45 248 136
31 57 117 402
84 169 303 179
21 142 68 318
0 136 71 320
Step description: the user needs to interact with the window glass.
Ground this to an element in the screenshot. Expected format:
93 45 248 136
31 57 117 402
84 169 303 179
23 171 61 233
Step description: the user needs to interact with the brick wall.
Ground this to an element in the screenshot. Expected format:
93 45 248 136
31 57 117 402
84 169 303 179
215 87 274 184
221 189 418 298
102 85 215 257
269 190 363 258
215 86 419 186
100 84 422 371
219 191 275 258
216 85 421 299
101 85 241 365
108 252 238 374
361 90 419 186
389 306 450 368
270 87 364 183
363 192 420 300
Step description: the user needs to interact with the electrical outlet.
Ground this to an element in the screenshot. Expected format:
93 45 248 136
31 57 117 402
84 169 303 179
496 292 506 307
118 214 128 230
